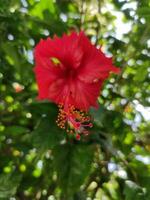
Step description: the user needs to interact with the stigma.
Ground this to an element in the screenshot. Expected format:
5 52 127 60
56 104 93 140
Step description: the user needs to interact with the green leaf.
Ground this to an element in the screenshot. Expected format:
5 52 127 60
124 180 147 200
3 126 28 136
2 43 20 68
0 173 22 198
30 101 57 118
30 0 55 19
137 7 150 16
90 105 106 127
31 102 65 152
128 159 150 196
134 65 147 82
32 117 65 151
53 143 94 196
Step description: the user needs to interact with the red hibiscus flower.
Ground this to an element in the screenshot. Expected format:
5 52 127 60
34 31 120 139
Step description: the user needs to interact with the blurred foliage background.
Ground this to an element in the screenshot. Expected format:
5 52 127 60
0 0 150 199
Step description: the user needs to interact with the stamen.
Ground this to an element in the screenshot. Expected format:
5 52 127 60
56 104 93 140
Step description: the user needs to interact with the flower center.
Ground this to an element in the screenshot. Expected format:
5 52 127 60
64 68 76 80
56 104 93 140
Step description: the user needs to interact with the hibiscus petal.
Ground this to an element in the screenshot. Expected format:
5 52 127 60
48 78 71 105
34 65 62 99
34 32 83 70
77 32 120 83
61 32 83 69
70 79 103 111
34 31 120 112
